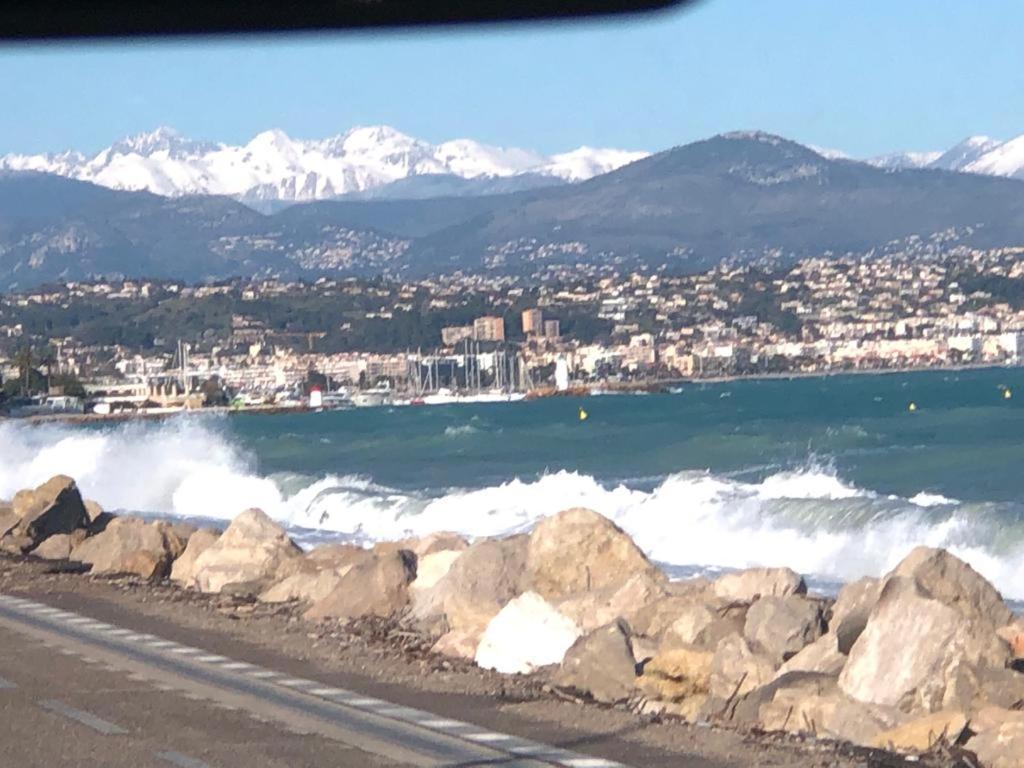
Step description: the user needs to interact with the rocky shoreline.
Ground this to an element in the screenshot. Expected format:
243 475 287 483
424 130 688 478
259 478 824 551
3 475 1022 767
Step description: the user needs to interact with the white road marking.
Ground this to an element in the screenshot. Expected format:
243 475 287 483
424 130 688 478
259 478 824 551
155 750 211 768
2 595 636 768
247 669 281 679
308 686 347 696
218 661 254 670
38 699 128 735
466 732 512 743
278 677 317 688
195 654 228 663
419 718 466 728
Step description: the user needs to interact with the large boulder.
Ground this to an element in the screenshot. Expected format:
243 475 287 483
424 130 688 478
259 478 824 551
556 572 668 633
259 542 374 604
475 592 581 675
712 567 806 603
743 595 826 664
189 509 301 594
9 475 89 550
410 550 463 592
838 576 1009 713
731 670 838 725
752 675 905 745
304 550 417 621
869 710 968 752
32 530 87 560
774 632 846 679
830 576 883 654
70 517 178 580
169 529 220 585
526 508 659 600
892 546 1013 630
0 504 18 538
659 601 746 652
967 720 1024 768
637 645 714 706
377 531 468 558
710 633 777 700
556 620 638 703
260 569 349 605
412 535 529 636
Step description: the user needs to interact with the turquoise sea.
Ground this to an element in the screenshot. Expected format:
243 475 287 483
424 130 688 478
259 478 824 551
3 367 1024 596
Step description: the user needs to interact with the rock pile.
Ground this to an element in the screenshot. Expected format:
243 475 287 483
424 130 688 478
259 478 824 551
3 476 1022 765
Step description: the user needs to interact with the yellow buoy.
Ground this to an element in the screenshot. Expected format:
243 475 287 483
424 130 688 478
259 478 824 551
908 402 917 412
578 407 588 421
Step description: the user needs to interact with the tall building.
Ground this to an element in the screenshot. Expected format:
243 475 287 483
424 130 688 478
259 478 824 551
473 316 505 342
543 319 561 339
522 308 543 335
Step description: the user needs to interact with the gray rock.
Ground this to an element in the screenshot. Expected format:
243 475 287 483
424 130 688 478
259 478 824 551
12 475 89 549
526 507 661 601
169 528 220 586
838 576 1009 713
743 595 826 663
412 535 530 636
71 517 177 580
830 576 882 654
305 550 417 621
774 632 846 679
713 567 806 603
710 633 778 700
190 509 301 594
556 620 638 703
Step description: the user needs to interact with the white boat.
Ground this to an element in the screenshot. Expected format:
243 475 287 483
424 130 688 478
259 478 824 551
319 391 354 410
352 386 394 407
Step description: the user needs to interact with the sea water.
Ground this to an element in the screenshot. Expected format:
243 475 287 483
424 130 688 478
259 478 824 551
4 368 1024 597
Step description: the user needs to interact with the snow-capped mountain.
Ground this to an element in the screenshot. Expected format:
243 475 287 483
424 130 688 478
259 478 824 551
865 150 942 170
865 134 1024 178
0 126 649 205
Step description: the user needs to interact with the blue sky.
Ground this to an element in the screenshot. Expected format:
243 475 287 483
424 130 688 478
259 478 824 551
3 0 1023 157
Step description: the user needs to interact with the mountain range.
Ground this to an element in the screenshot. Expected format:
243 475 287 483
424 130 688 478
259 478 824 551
7 126 1024 210
0 126 648 208
868 135 1024 177
5 130 1024 289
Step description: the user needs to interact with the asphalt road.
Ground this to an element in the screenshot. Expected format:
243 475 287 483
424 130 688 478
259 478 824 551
0 594 629 768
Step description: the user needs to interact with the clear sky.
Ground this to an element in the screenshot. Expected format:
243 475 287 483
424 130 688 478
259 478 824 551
3 0 1023 157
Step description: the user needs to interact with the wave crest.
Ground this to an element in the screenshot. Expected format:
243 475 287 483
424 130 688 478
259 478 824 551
2 417 1024 598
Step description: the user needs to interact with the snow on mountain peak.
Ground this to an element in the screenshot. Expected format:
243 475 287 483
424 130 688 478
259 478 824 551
109 126 216 159
930 135 1003 171
0 126 648 203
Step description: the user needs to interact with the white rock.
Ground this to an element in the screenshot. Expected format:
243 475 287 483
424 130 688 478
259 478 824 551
475 592 582 675
410 550 463 592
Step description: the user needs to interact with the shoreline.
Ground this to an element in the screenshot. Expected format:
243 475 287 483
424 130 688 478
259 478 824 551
0 475 1016 766
2 361 1019 426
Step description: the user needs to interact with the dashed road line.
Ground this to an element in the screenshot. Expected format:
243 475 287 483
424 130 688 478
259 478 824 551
38 698 128 735
3 596 633 768
155 750 212 768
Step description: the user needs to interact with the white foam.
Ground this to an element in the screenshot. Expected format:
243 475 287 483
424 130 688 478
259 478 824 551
3 417 1024 599
909 492 958 507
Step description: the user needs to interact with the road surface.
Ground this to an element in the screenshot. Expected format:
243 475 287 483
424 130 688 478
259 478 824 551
0 593 629 768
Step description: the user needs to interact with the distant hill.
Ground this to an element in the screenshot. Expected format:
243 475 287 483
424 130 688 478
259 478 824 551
5 131 1024 288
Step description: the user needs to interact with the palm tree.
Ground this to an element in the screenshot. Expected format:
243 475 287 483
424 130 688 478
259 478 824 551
13 346 33 394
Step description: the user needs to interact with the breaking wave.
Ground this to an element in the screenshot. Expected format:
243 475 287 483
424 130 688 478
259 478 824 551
2 416 1024 598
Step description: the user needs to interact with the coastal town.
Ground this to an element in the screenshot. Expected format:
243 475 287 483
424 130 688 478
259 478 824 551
3 242 1024 415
